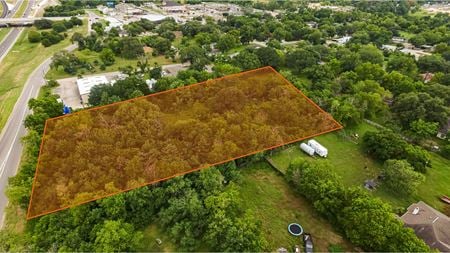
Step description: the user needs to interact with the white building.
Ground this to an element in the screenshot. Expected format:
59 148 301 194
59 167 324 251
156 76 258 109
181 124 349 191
334 35 352 45
76 76 108 105
139 14 167 23
104 16 122 32
382 44 397 52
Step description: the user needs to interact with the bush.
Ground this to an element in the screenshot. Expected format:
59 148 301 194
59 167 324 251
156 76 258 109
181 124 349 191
41 39 52 47
441 144 450 159
362 130 431 173
34 19 53 29
40 31 64 47
52 22 67 33
28 31 41 43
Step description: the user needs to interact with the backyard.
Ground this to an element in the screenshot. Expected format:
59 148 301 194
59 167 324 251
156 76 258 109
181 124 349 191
237 162 353 252
268 122 450 212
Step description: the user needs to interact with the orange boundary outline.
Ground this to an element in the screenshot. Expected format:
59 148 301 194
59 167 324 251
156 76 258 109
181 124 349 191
26 66 343 220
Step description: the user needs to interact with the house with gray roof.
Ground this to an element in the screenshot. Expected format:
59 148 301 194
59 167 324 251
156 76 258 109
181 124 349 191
400 201 450 252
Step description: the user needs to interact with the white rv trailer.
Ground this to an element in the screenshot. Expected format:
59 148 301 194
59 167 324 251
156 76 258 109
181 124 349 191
300 143 315 156
307 139 328 157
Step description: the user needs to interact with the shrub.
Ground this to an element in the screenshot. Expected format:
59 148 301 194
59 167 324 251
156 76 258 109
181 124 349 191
52 22 67 33
28 31 41 43
34 19 53 29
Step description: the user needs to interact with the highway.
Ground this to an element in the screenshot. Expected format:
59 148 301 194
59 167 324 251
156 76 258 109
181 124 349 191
0 16 67 26
0 0 7 18
0 0 34 63
0 1 91 226
0 41 77 228
0 0 66 228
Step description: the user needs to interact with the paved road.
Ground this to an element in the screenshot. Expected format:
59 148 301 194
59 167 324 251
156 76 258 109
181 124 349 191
0 0 8 18
0 42 77 228
0 16 66 26
0 0 34 63
0 6 92 226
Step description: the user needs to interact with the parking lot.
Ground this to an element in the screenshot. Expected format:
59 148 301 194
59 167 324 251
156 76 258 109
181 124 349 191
54 72 120 109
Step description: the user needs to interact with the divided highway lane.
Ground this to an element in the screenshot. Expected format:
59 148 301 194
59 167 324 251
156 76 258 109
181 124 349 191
0 0 7 18
0 43 77 228
0 0 34 63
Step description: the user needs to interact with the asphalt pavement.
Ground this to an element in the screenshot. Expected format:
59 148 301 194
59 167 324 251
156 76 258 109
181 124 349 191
0 0 34 63
0 0 8 18
0 0 45 228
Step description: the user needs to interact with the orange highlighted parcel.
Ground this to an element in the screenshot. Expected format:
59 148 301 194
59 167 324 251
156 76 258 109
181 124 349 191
27 67 342 219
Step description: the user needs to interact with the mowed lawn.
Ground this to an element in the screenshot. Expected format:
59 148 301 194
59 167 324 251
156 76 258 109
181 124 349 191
269 122 450 212
237 162 353 252
0 22 87 130
46 49 178 80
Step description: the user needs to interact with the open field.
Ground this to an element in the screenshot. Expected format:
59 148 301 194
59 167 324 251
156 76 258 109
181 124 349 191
269 122 450 212
238 162 352 252
0 23 87 131
45 49 177 80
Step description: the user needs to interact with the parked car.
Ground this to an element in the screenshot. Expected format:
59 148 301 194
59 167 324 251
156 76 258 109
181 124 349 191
303 233 313 253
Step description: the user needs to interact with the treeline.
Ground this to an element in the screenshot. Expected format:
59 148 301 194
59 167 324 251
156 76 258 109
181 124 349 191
28 17 83 47
29 68 339 217
1 82 268 252
285 158 429 252
42 0 103 17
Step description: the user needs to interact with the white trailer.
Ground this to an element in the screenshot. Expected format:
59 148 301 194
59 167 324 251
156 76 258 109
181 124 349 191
300 143 315 156
307 139 328 158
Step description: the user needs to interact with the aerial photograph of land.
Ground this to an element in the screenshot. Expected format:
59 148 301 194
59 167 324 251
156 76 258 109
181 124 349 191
0 0 449 252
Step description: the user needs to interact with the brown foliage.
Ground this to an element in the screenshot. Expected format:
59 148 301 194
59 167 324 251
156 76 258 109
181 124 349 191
28 67 341 218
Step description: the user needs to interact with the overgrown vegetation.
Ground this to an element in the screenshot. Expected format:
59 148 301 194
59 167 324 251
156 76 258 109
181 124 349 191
285 158 429 252
1 0 449 251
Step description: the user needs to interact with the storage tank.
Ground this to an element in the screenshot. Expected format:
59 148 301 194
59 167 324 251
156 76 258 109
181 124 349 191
300 143 315 156
307 139 328 157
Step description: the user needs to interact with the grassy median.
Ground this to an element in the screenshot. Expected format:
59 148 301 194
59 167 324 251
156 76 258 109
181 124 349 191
12 0 28 18
0 22 87 131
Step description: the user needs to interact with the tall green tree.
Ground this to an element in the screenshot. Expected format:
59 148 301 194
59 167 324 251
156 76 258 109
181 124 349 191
94 220 143 252
382 160 425 196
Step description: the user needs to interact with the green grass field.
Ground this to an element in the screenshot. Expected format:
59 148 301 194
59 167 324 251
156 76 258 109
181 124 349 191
269 122 450 212
45 49 177 80
0 28 11 43
12 0 28 18
237 162 353 252
0 23 87 131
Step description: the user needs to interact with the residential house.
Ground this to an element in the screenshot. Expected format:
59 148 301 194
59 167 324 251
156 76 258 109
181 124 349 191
400 201 450 252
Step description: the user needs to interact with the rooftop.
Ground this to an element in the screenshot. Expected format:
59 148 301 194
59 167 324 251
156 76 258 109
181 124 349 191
400 201 450 252
76 76 109 95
